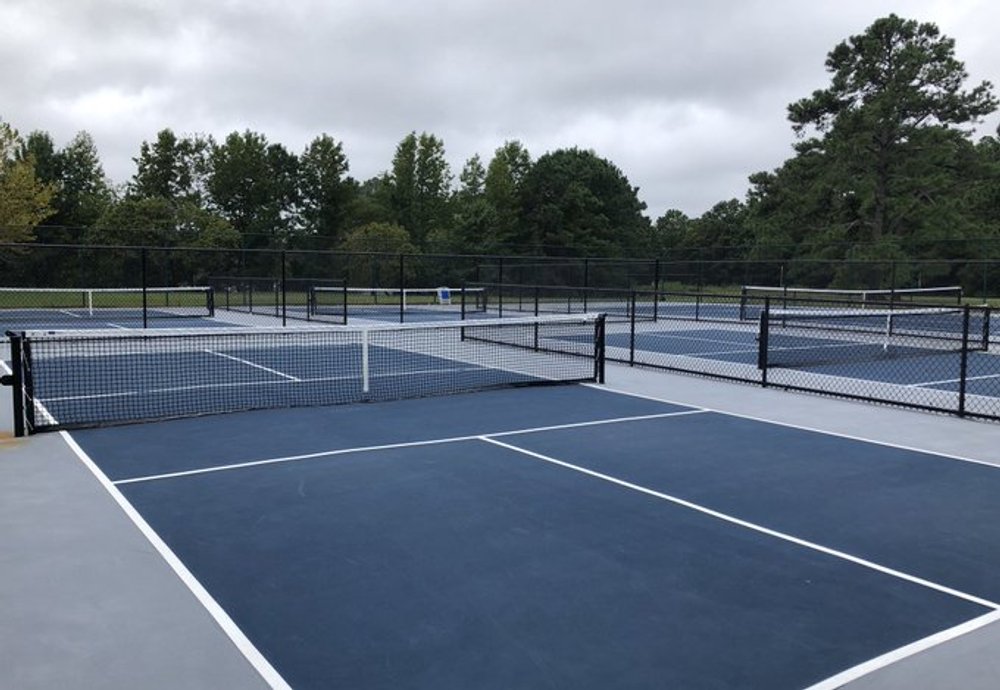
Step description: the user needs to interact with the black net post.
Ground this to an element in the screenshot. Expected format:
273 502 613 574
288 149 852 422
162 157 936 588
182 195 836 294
141 247 149 329
281 251 287 327
498 256 504 318
757 297 770 386
399 253 406 324
4 332 25 437
653 259 660 322
595 314 606 384
958 305 970 417
21 338 35 432
629 290 637 366
983 306 992 348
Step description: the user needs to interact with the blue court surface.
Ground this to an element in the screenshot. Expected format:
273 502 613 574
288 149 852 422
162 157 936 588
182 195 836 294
0 310 231 332
67 383 1000 689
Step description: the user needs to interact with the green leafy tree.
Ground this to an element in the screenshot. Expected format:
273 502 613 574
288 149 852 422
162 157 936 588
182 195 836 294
458 154 486 199
387 132 452 246
652 209 691 257
130 129 211 204
518 147 649 257
0 121 55 241
208 130 298 248
88 197 237 248
346 175 395 228
338 221 419 286
428 154 491 254
484 140 532 252
297 134 356 246
777 15 997 243
50 131 114 229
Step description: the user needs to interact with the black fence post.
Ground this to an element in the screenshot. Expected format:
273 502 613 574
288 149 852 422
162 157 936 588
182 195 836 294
653 258 660 322
141 247 148 329
399 253 406 324
595 314 606 384
758 297 770 387
629 290 637 366
281 250 287 327
498 256 504 318
958 305 970 417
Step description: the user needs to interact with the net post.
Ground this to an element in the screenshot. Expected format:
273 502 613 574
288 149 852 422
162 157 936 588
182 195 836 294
497 256 504 318
206 286 215 317
21 338 36 432
141 248 148 329
595 314 606 384
583 258 589 313
757 297 770 386
398 254 405 324
653 258 660 322
629 290 637 366
739 285 747 321
958 306 970 417
983 306 992 349
460 284 467 320
281 250 287 327
342 280 348 324
361 328 370 395
4 332 25 437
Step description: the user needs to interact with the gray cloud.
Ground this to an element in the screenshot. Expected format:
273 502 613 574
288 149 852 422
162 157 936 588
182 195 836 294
2 0 998 218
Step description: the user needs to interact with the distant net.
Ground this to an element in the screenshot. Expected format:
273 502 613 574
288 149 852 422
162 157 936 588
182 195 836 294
741 285 963 320
467 283 657 323
6 314 604 433
0 286 214 324
757 304 990 369
210 277 346 324
310 286 488 320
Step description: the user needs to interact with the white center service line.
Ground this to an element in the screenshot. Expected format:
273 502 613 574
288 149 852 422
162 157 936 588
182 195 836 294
479 435 1000 611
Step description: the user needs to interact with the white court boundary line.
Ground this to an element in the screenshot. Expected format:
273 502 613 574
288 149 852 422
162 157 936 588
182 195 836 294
481 436 999 609
58 434 292 689
801 609 1000 690
1 377 289 687
583 382 1000 470
907 372 1000 388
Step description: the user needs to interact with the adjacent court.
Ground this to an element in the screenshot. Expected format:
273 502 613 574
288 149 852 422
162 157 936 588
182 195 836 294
63 384 1000 689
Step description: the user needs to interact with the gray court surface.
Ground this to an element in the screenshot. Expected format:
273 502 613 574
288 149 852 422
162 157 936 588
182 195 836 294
3 363 1000 689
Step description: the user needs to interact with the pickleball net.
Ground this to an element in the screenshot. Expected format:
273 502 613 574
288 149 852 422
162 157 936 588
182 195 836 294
309 286 488 320
756 302 990 369
0 286 215 324
5 314 605 434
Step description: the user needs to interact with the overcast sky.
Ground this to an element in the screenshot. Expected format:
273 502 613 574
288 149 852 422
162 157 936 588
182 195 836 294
2 0 998 220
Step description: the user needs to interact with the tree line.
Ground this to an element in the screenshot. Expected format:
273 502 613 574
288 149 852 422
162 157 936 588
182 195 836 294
2 14 999 289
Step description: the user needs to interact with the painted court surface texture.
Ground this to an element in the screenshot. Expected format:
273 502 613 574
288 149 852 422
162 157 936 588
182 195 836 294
62 383 1000 689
